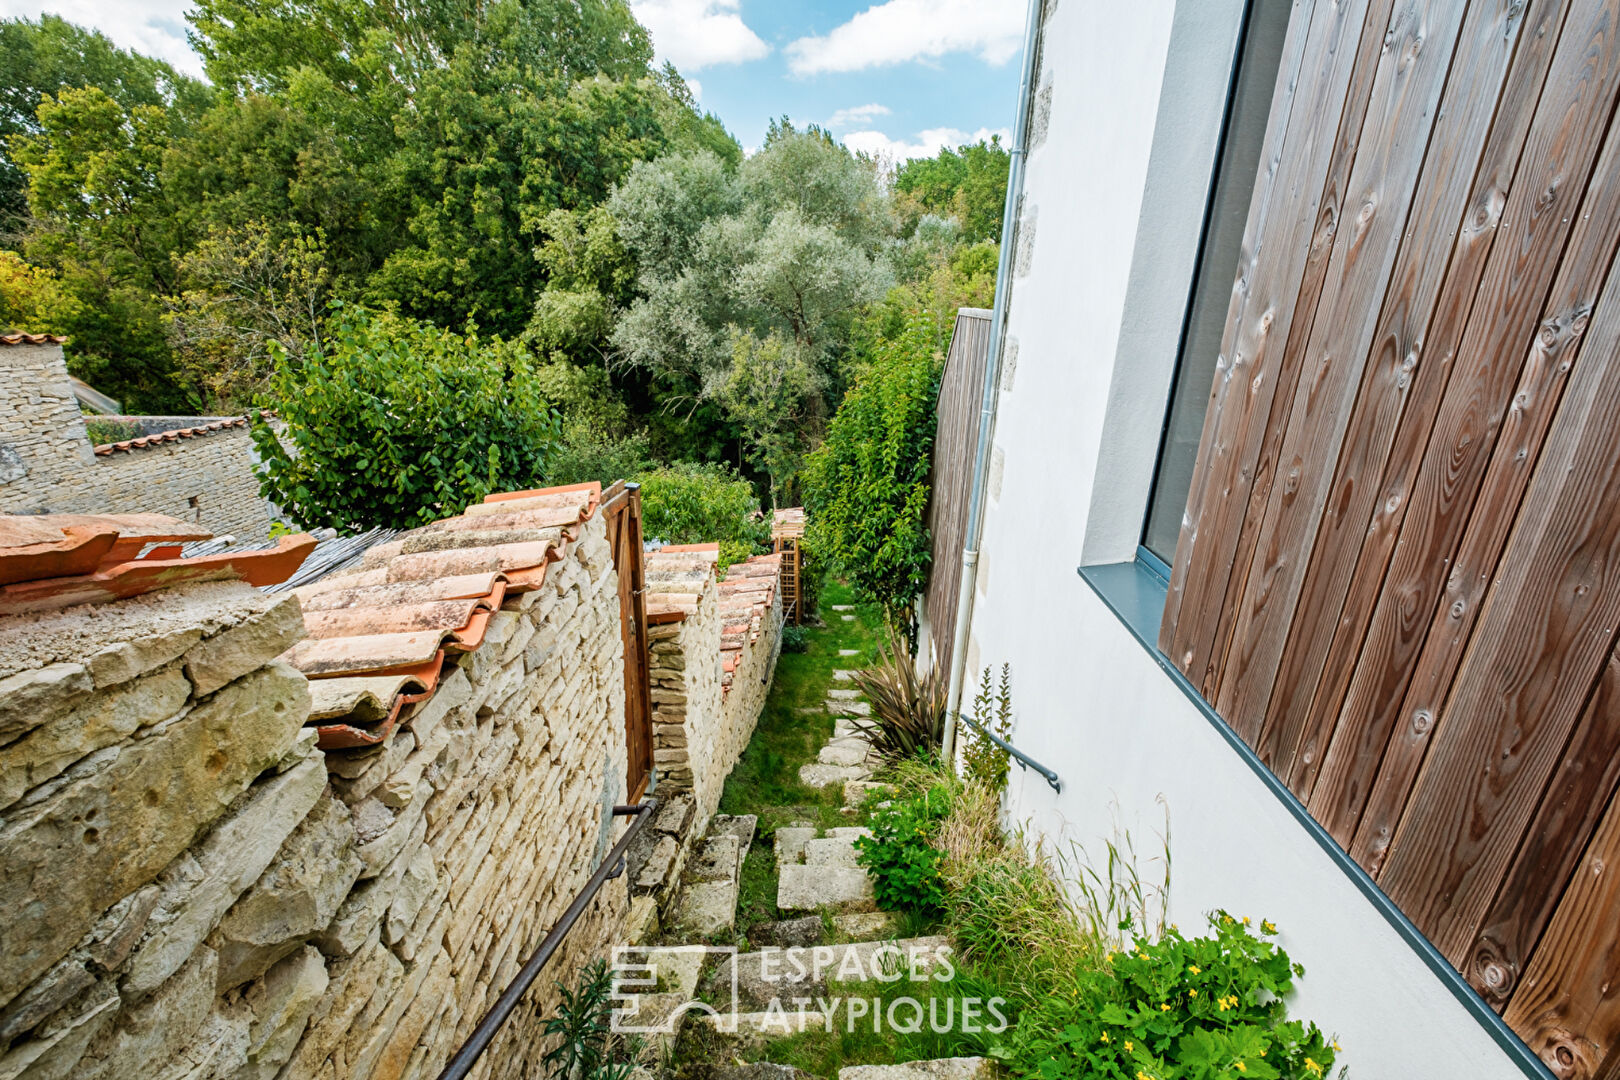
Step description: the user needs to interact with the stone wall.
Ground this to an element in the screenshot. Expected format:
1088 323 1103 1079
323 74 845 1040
0 340 98 511
97 428 273 542
0 341 271 539
642 553 724 823
0 510 635 1080
718 556 785 753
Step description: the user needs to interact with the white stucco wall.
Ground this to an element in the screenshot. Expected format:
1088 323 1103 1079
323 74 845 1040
965 2 1530 1078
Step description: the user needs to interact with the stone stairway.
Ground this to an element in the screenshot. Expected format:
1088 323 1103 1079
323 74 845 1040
798 674 879 789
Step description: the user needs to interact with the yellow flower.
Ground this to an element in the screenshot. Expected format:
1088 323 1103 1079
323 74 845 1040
1100 1033 1110 1044
1124 1041 1133 1053
1332 1041 1342 1053
1262 920 1277 934
1217 999 1230 1012
1222 915 1233 925
1234 1064 1246 1074
1304 1058 1323 1076
1160 1003 1171 1012
1188 965 1201 975
1188 989 1198 998
1242 916 1252 926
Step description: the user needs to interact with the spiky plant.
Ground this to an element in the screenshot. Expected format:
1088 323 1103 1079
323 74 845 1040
851 628 947 761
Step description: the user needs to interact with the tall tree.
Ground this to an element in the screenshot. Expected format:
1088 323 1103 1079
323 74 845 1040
894 137 1011 243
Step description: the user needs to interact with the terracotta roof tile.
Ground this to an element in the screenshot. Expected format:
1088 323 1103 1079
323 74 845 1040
286 482 600 747
771 507 805 540
0 512 313 614
93 416 253 456
0 332 67 345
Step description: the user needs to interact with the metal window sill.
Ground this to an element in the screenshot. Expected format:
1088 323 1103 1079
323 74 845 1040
1076 555 1554 1080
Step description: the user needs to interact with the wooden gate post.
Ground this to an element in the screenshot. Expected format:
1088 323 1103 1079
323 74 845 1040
603 481 654 802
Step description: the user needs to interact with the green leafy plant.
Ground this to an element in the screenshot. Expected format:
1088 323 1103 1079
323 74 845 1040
855 782 952 914
998 915 1338 1080
851 629 947 761
780 623 808 653
803 314 942 632
962 664 1014 791
81 416 141 445
251 305 563 533
541 959 640 1080
635 461 770 568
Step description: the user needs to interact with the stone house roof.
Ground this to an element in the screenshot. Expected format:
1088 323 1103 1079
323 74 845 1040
93 416 253 456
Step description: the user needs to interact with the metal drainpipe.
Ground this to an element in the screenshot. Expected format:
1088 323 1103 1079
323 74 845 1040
941 0 1044 762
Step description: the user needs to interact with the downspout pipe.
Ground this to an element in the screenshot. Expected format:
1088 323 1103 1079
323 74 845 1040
942 0 1043 762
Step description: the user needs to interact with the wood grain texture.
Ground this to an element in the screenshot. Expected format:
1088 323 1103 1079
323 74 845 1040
1162 0 1320 655
1313 0 1620 860
1163 0 1383 693
1213 0 1474 750
1503 775 1620 1079
1352 88 1620 880
1470 653 1620 1011
924 310 992 674
1376 172 1620 963
1252 0 1540 792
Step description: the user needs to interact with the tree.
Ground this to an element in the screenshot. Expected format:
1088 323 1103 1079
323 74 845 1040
166 222 334 411
636 461 769 568
610 127 894 499
803 315 943 631
253 306 563 532
0 15 208 232
894 137 1011 243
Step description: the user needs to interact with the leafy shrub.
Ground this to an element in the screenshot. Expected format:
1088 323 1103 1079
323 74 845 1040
855 782 952 914
542 959 640 1080
780 624 808 653
962 664 1014 791
1000 914 1337 1080
803 315 941 630
851 629 947 761
253 306 563 532
545 427 656 487
635 461 770 565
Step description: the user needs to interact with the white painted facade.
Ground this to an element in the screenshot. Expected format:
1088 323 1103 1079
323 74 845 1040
953 2 1530 1077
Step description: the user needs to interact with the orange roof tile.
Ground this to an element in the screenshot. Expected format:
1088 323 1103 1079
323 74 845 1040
0 512 313 613
0 332 67 345
93 416 253 455
286 482 601 748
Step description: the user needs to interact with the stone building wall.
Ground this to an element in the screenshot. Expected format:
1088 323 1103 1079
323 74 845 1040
0 340 272 540
0 509 634 1080
0 339 98 512
97 428 273 541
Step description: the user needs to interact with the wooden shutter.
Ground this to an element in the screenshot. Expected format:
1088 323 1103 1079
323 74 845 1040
1157 0 1620 1070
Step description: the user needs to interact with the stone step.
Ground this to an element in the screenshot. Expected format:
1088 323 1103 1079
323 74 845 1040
818 743 872 768
827 688 862 700
773 825 818 868
778 864 873 912
838 1060 996 1080
827 700 872 718
841 615 856 622
746 911 901 948
833 911 901 941
673 833 741 937
832 669 857 681
711 936 952 1009
710 813 758 873
675 1065 818 1080
843 780 893 808
833 717 866 739
799 762 871 788
838 649 860 657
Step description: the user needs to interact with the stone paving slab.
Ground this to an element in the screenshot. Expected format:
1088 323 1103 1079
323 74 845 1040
827 688 861 700
832 669 857 680
804 837 863 867
830 605 854 611
838 649 860 656
774 826 817 867
674 880 738 937
833 911 900 940
827 700 871 717
841 615 855 622
710 814 758 873
799 762 871 787
778 864 874 912
712 936 953 1009
818 743 870 767
689 835 741 883
843 780 894 807
838 1060 996 1080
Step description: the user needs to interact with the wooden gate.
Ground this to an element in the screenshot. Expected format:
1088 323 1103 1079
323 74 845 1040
602 481 654 803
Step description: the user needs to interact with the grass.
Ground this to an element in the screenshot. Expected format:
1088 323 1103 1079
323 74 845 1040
714 580 883 944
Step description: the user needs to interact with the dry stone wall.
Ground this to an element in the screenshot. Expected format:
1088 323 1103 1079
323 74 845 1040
0 511 634 1080
642 554 724 823
0 342 271 539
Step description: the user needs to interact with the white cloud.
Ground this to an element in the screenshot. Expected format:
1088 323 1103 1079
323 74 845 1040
0 0 205 76
786 0 1024 76
842 125 1009 165
630 0 769 72
828 103 890 130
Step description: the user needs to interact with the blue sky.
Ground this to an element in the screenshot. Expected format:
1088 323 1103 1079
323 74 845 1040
0 0 1027 165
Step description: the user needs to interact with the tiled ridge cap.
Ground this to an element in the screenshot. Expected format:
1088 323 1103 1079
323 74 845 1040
94 415 251 455
0 332 68 345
